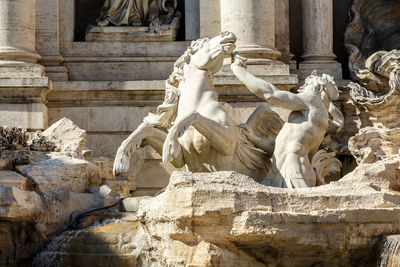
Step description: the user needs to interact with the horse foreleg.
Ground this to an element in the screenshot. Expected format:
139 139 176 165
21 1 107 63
114 122 184 177
162 111 236 163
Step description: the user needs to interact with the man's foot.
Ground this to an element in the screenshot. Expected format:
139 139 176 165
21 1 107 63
97 19 110 27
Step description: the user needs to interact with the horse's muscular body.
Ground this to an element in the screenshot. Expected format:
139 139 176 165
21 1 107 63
113 32 282 182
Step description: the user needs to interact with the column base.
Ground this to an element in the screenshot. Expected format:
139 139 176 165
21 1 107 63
0 61 45 78
0 46 41 63
296 62 342 80
301 51 337 63
237 45 282 62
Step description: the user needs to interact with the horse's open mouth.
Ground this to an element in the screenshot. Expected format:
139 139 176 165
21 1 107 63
220 38 236 46
221 38 237 54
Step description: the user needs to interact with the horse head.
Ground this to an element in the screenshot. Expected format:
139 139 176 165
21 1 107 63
190 31 237 74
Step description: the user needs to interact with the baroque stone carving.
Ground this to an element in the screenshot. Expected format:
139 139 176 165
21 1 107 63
348 50 400 129
113 32 283 182
97 0 178 27
345 0 400 79
87 0 181 42
231 54 343 188
347 50 400 170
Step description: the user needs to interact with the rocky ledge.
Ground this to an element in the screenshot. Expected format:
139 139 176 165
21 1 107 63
36 167 400 266
0 118 122 266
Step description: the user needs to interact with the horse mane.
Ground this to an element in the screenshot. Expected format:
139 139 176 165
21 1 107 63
155 38 210 129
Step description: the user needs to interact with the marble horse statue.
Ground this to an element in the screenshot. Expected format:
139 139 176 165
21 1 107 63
113 32 283 182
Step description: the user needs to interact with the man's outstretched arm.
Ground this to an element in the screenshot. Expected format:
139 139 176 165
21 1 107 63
231 54 307 111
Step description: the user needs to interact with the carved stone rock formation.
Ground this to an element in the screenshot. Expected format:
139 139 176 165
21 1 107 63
34 170 400 266
345 50 400 180
349 127 400 164
345 0 400 78
40 117 88 158
0 119 122 265
348 50 400 129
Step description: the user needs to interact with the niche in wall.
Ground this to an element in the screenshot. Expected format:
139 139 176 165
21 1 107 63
74 0 185 42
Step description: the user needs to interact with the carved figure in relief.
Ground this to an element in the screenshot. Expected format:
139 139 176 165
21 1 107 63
97 0 177 27
113 32 283 182
231 54 344 188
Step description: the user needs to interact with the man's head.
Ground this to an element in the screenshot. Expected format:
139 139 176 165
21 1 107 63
300 71 344 132
299 71 339 103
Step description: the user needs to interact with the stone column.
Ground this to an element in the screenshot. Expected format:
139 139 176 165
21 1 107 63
275 0 295 68
220 0 281 64
0 0 49 129
299 0 342 79
200 0 221 38
36 0 69 81
0 0 44 76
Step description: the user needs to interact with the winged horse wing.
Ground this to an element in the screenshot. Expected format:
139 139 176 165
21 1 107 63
245 105 284 141
235 106 284 171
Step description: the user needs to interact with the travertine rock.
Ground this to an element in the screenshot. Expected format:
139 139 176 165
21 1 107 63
339 158 400 191
13 150 32 166
347 50 400 129
0 171 31 190
122 196 150 212
349 127 400 164
92 156 115 183
36 171 400 266
0 146 113 265
41 117 87 157
135 171 400 266
16 158 101 193
37 189 115 236
0 150 13 170
0 187 44 220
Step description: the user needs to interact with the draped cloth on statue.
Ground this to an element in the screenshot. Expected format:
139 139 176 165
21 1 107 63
98 0 176 26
